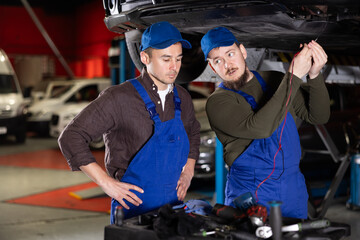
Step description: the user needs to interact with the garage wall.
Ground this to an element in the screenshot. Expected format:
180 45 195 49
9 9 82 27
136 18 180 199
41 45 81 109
0 1 118 83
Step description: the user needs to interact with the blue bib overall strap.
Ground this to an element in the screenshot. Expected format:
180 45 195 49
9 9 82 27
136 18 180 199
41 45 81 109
110 79 190 222
220 72 308 219
130 79 161 123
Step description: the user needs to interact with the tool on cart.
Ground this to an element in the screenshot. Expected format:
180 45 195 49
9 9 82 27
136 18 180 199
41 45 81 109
217 230 258 240
212 204 246 222
114 206 124 227
247 205 267 227
214 225 258 240
255 219 331 239
232 192 268 227
282 219 330 232
269 201 282 240
255 226 272 239
233 192 257 212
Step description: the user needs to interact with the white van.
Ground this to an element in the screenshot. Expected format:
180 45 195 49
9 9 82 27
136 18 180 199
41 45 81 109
0 49 27 143
27 78 111 136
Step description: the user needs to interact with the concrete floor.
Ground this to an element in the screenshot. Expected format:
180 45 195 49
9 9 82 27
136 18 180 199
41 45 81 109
1 135 360 240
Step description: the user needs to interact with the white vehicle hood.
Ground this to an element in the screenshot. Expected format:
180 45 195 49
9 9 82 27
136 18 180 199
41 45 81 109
28 99 62 113
53 102 90 116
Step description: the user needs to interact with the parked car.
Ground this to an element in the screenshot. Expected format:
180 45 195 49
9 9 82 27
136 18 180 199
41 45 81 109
27 78 111 136
29 79 72 105
0 49 27 143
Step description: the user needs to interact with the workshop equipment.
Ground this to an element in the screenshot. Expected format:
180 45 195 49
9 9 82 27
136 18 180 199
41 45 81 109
212 204 246 221
281 219 330 232
114 206 124 226
247 205 267 227
348 153 360 209
255 226 272 239
233 192 256 212
232 192 267 227
269 201 282 240
256 219 330 238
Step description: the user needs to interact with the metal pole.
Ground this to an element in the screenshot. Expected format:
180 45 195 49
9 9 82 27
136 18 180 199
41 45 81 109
215 137 225 204
120 39 126 83
21 0 75 80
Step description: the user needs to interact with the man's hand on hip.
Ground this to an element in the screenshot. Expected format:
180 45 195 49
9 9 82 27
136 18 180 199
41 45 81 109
100 177 144 210
79 162 143 210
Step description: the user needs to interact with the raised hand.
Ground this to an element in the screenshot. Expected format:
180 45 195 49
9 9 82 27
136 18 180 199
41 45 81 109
308 40 328 79
289 43 313 79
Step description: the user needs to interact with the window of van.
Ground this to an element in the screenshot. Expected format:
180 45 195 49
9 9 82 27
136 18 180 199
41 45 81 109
67 85 99 103
50 84 74 98
0 74 17 94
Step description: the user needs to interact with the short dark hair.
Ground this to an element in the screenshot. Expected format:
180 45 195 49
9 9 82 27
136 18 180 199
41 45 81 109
143 47 153 58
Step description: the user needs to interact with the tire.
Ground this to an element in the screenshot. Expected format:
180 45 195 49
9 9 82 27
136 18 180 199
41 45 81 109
15 130 26 143
125 29 144 73
103 0 121 16
125 30 207 84
89 136 105 150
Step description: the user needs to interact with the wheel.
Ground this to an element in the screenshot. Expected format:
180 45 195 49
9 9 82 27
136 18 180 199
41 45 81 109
103 0 121 16
89 136 105 150
125 29 144 73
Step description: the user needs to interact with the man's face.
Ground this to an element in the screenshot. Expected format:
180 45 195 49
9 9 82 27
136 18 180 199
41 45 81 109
141 42 183 90
208 43 247 82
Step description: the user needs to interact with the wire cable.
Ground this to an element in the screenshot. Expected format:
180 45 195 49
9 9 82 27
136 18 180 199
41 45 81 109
254 58 296 202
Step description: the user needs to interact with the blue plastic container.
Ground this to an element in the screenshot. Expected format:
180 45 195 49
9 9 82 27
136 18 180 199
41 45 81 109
349 154 360 208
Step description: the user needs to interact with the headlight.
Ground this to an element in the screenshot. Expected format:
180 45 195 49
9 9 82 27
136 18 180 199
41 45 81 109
17 103 28 116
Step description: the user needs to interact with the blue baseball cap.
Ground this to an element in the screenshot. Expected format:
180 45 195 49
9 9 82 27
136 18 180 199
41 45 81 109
140 21 192 51
201 27 239 60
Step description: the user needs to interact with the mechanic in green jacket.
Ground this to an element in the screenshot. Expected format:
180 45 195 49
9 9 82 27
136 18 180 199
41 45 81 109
201 27 330 218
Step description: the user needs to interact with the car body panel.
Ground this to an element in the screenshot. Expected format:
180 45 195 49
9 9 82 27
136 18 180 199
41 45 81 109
0 49 27 143
27 78 111 135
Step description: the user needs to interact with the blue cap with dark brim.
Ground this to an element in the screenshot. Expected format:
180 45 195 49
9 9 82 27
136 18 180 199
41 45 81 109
140 21 192 51
201 27 239 60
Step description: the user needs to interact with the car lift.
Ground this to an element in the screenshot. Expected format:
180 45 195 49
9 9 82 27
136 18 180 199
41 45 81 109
306 124 351 219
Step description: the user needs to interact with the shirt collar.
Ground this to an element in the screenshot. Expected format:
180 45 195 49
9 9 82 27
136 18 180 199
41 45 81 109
140 68 174 93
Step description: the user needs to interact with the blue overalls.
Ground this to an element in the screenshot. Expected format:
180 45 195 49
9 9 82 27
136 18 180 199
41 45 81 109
110 79 190 222
220 71 308 219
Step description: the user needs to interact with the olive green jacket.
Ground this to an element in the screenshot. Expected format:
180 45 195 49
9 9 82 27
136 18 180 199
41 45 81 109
206 71 330 166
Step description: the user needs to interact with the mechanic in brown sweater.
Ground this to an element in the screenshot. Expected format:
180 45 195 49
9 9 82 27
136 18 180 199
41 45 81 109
59 22 200 221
